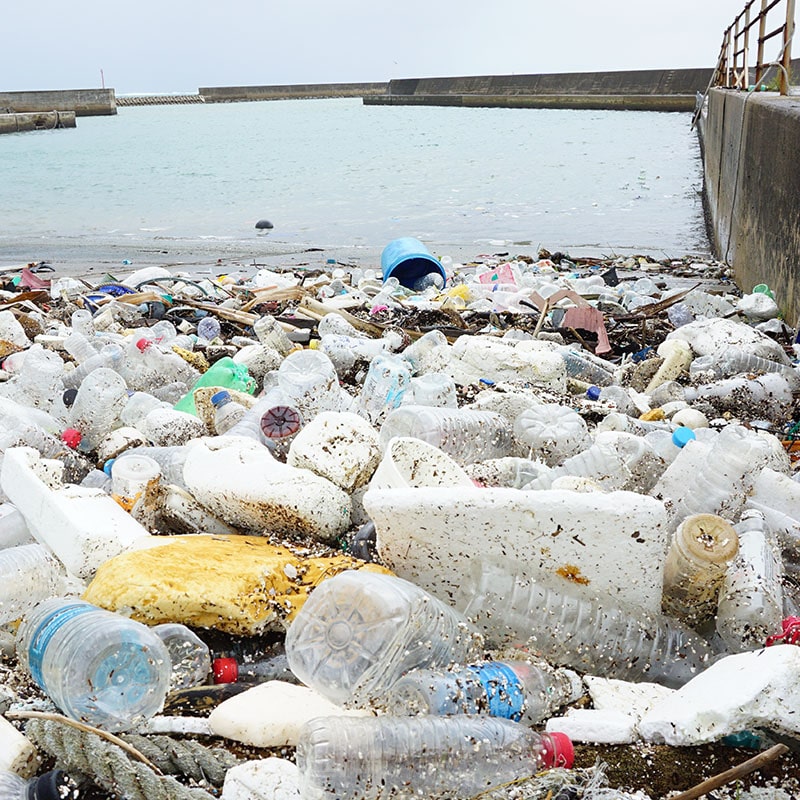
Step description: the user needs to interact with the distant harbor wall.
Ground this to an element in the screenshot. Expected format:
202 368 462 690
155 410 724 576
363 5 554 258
0 89 115 116
364 68 715 111
200 82 387 102
0 110 76 134
699 86 800 328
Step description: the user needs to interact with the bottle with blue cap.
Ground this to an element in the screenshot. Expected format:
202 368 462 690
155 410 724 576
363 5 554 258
380 659 583 725
211 389 246 435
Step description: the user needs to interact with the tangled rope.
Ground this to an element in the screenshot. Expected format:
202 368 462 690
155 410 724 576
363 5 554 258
22 715 240 800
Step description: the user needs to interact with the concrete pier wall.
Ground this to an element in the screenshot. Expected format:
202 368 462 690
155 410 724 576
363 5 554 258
200 82 386 102
0 89 115 116
0 110 76 134
700 87 800 328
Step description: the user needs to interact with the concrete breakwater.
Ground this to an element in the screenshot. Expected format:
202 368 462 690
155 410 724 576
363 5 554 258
364 68 715 111
199 82 387 102
0 110 76 134
0 89 115 116
699 86 800 330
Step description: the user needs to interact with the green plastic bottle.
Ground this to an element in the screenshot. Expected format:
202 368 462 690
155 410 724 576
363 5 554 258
173 357 256 416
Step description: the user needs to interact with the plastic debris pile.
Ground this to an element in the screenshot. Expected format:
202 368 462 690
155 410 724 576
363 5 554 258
0 244 799 800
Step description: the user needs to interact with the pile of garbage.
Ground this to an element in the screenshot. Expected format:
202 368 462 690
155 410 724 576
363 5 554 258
1 238 799 800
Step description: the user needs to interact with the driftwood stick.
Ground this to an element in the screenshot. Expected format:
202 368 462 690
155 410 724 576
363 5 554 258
670 743 789 800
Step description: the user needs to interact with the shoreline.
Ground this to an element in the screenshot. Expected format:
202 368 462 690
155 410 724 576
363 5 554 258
0 235 714 283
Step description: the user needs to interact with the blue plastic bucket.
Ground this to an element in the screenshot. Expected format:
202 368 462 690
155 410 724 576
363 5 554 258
381 237 446 289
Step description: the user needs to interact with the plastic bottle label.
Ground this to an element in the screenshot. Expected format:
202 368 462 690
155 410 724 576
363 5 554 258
469 662 525 721
27 602 96 689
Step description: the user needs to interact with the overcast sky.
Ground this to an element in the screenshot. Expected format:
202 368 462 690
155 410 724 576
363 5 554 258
2 1 749 94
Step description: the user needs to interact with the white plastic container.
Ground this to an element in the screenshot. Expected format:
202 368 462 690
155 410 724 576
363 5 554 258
16 598 171 731
405 372 458 408
364 485 670 614
285 570 480 707
368 437 473 491
513 404 589 466
253 314 295 356
297 715 573 800
277 349 346 420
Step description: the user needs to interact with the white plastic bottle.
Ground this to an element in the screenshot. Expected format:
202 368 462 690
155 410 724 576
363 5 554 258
513 404 589 466
357 354 412 427
0 544 62 625
716 510 784 652
253 314 295 356
68 367 128 451
16 598 171 732
459 558 712 688
285 570 480 707
381 659 583 725
297 715 573 800
210 390 246 434
378 405 512 465
277 349 345 420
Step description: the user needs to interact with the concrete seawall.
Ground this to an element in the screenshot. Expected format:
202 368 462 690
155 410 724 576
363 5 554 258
699 87 800 328
200 82 386 102
0 110 76 134
0 89 116 116
364 68 714 111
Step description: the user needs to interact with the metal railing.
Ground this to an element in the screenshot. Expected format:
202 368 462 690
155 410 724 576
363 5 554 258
714 0 795 93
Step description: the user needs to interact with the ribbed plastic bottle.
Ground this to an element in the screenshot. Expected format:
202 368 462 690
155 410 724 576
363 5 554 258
119 391 170 428
513 404 589 466
0 544 62 626
0 503 34 549
62 331 99 364
61 343 125 390
405 372 458 408
558 346 616 387
16 598 171 731
152 623 212 692
319 333 387 375
0 769 73 800
662 513 739 628
526 430 662 494
689 347 799 386
595 412 673 436
716 510 784 652
459 558 712 688
211 390 246 434
357 354 412 426
68 367 128 451
285 570 480 707
297 715 573 800
400 329 449 374
277 349 345 420
71 308 96 337
381 659 583 725
378 405 512 465
684 372 794 422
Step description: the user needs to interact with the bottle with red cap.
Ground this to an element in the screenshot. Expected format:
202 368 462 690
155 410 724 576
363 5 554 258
297 715 573 800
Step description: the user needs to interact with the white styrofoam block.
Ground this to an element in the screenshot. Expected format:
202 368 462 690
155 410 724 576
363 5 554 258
365 486 669 613
546 708 637 744
208 681 370 748
0 713 38 778
222 759 300 800
585 676 675 720
639 645 800 745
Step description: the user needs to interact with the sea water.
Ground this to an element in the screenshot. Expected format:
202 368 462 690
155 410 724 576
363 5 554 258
0 98 708 257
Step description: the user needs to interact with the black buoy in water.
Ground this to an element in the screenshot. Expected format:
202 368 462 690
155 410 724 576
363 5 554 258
255 219 274 230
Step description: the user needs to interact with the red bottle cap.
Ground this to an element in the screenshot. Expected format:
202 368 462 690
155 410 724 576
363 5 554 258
540 732 574 769
765 616 800 646
61 428 82 449
135 338 152 352
213 657 239 684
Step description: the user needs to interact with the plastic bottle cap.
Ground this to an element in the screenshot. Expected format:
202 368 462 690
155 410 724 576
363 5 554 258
586 385 602 401
213 657 239 683
61 428 82 449
29 769 72 800
260 405 303 439
672 427 697 448
135 338 152 352
62 388 78 408
765 616 800 647
211 390 231 407
540 731 574 769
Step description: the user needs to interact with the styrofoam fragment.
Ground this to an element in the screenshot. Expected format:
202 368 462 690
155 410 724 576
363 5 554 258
546 708 637 744
222 758 300 800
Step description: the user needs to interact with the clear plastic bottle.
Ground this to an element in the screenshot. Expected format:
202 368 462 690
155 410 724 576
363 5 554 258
587 384 637 416
662 513 739 627
285 570 480 707
196 316 221 342
68 367 128 451
0 503 34 549
253 314 295 356
595 412 673 436
63 331 99 364
400 330 449 374
277 349 345 420
152 622 211 692
0 769 74 800
71 308 96 337
319 333 387 376
684 373 794 422
16 598 171 732
405 372 458 408
357 354 412 427
0 544 62 625
716 510 784 652
558 346 616 387
378 405 512 465
459 558 712 688
689 347 799 386
513 404 590 467
61 343 125 390
119 390 170 428
297 715 573 800
381 659 582 725
211 390 246 434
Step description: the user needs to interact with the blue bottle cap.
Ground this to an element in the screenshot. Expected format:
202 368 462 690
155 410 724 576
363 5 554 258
211 390 231 407
586 385 602 401
672 427 697 448
103 458 116 476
